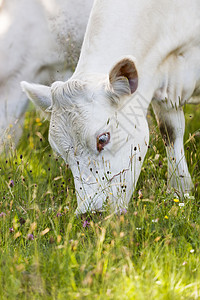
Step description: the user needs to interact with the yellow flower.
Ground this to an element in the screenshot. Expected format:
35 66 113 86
36 118 41 123
164 216 168 219
174 198 179 203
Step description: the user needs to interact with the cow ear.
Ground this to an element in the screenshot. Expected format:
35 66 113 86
21 81 52 112
109 56 138 95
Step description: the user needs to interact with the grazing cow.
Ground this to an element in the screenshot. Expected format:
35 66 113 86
0 0 93 149
22 0 200 214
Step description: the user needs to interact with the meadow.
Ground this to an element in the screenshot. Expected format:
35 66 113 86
0 103 199 299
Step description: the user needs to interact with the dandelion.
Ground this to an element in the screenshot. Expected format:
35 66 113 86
82 220 90 228
164 216 168 219
174 198 179 203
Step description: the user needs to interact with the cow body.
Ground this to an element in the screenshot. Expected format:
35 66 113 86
22 0 200 214
0 0 93 148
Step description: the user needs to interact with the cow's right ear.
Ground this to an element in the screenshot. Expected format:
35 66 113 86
21 81 52 112
109 56 138 96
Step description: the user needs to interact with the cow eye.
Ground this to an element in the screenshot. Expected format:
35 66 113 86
97 132 110 152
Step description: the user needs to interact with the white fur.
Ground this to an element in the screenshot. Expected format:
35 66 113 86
0 0 93 149
22 0 200 213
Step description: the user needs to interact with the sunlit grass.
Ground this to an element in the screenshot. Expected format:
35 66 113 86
0 104 199 299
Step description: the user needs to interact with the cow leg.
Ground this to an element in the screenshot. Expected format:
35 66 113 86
152 100 193 197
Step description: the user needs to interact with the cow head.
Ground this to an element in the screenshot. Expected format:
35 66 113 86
21 56 149 214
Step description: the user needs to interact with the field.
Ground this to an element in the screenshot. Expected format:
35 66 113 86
0 104 199 299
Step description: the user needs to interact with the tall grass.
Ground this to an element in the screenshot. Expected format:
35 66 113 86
0 104 199 299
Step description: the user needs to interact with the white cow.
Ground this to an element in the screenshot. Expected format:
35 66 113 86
0 0 93 148
22 0 200 214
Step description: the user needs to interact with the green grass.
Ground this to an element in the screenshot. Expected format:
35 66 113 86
0 104 199 300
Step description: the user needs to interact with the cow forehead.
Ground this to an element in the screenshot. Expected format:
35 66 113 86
50 78 117 115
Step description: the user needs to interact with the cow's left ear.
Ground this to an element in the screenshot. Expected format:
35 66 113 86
109 56 138 95
21 81 52 112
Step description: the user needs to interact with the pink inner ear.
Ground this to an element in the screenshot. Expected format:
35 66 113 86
109 58 138 94
128 78 138 94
